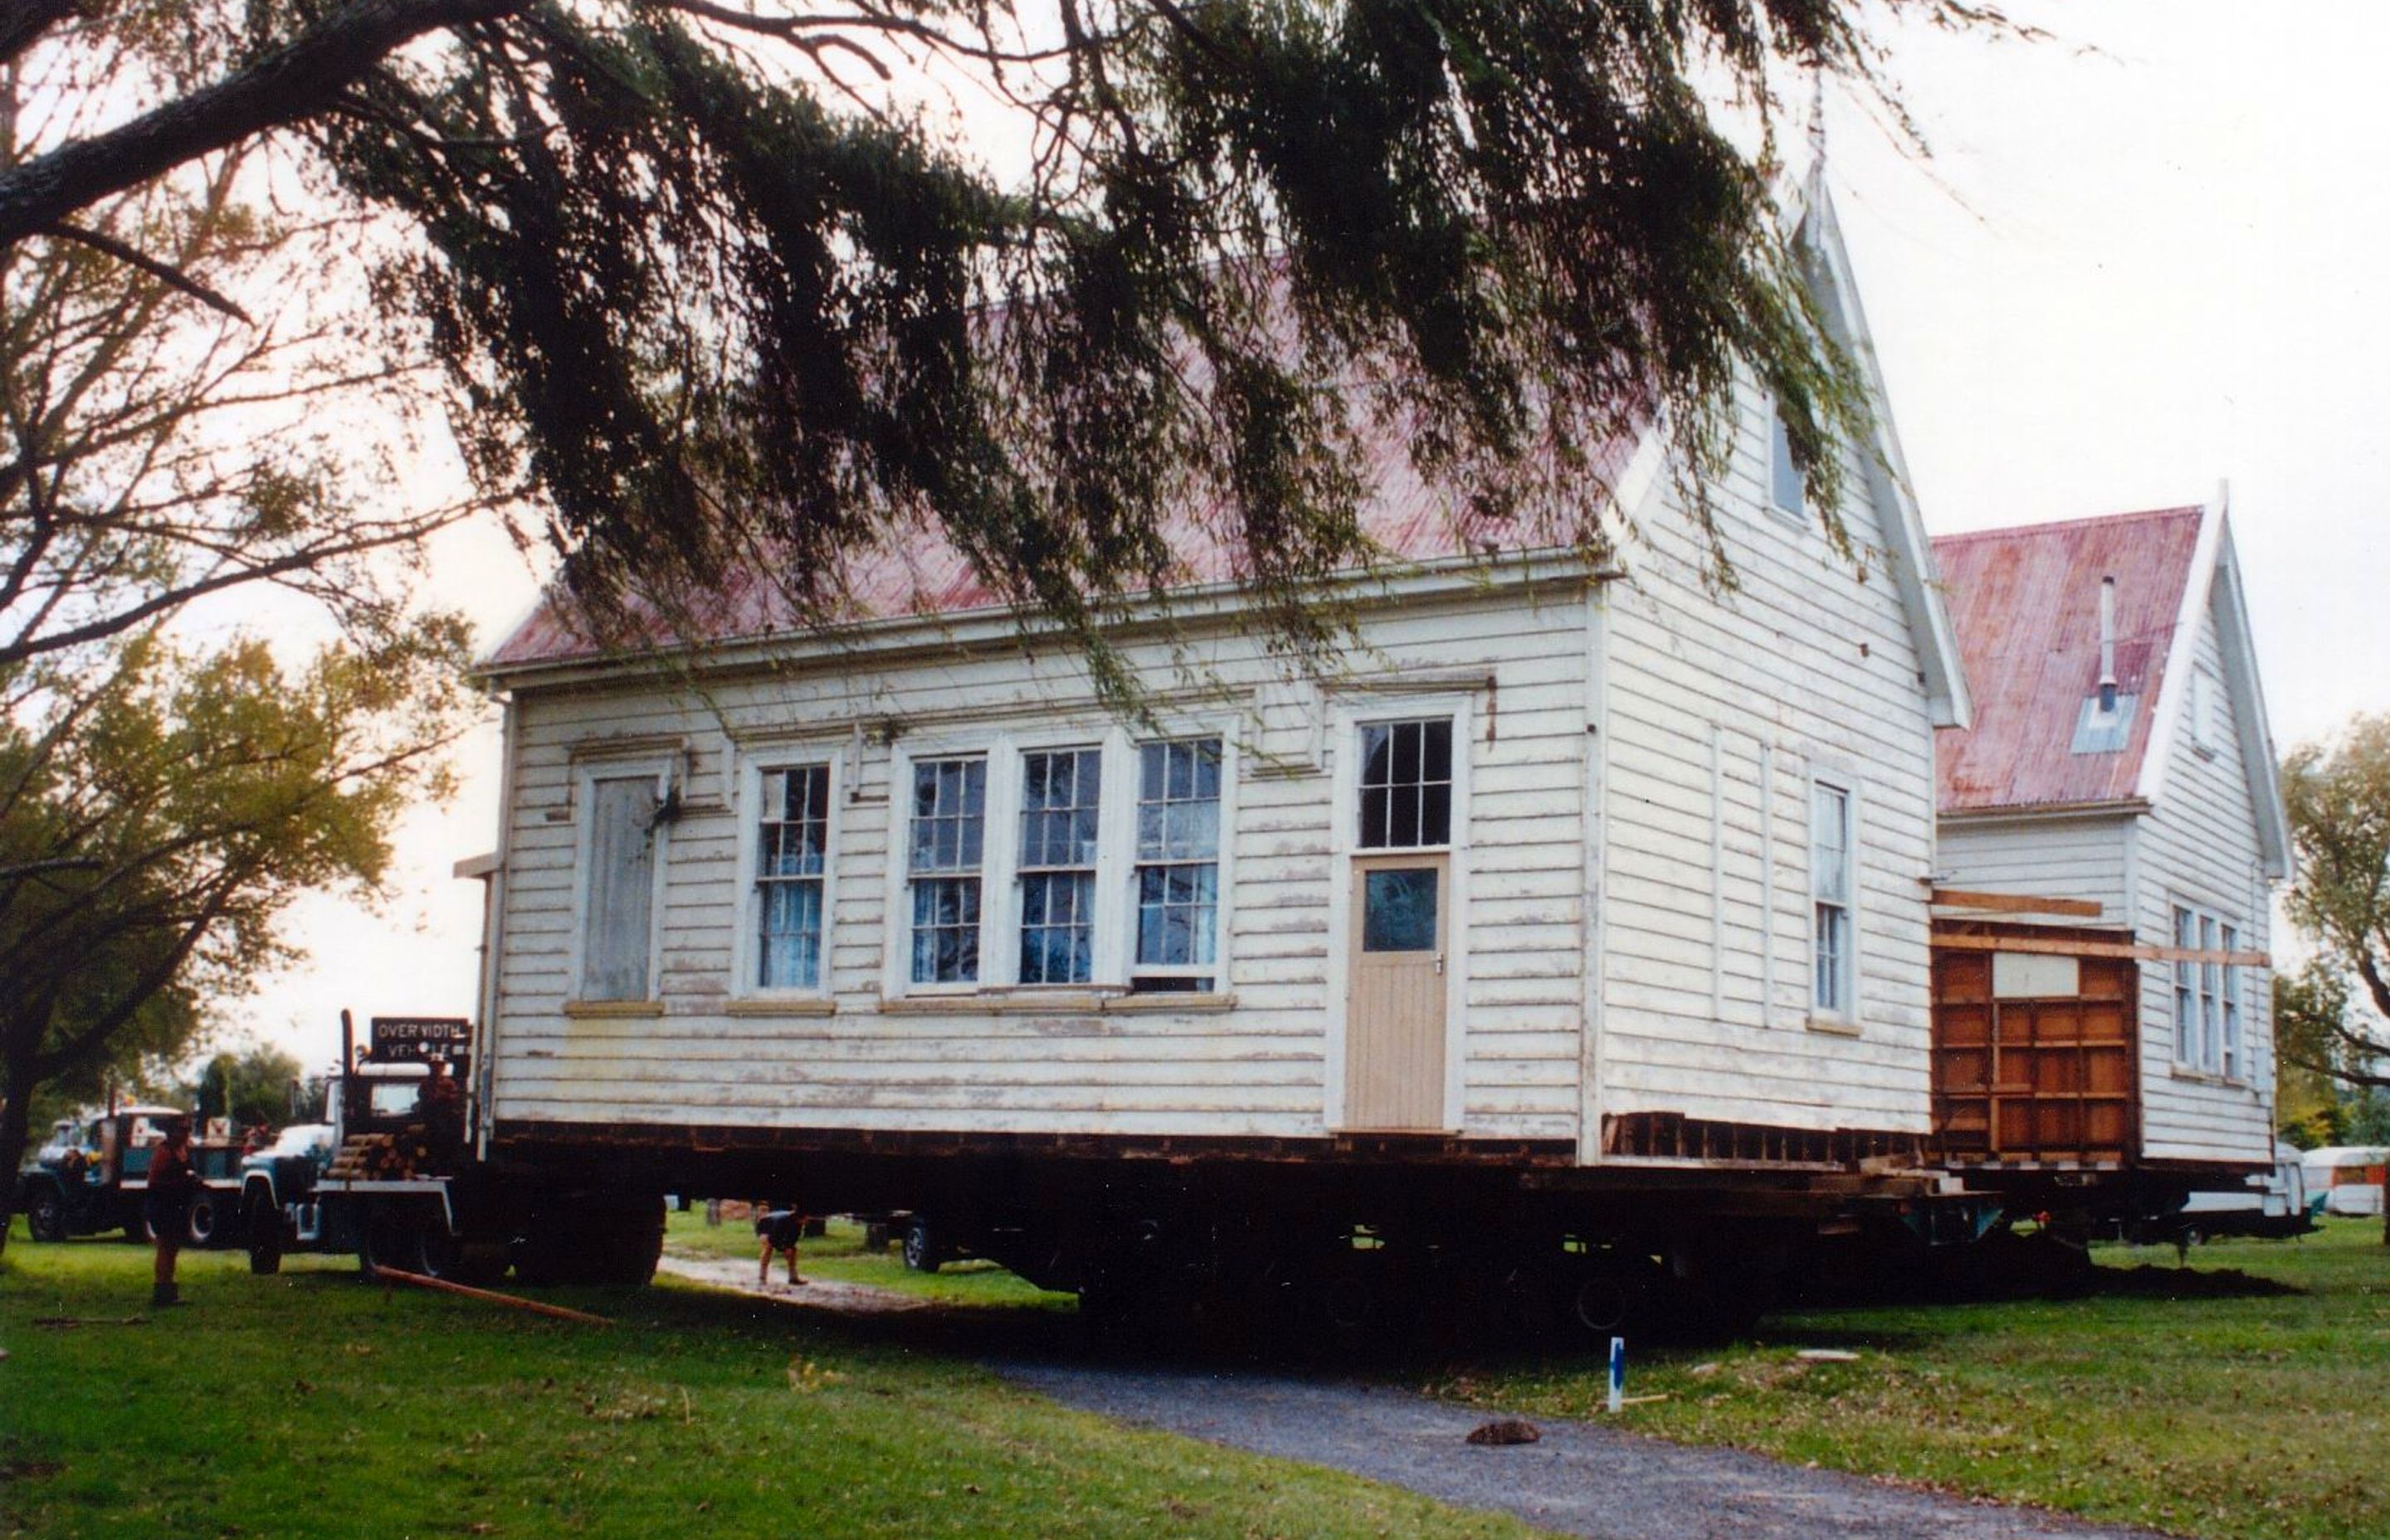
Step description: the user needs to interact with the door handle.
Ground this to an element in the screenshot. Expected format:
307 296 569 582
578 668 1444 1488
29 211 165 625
1434 952 1446 976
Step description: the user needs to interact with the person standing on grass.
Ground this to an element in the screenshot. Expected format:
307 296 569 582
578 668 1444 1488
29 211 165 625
755 1205 807 1287
144 1117 201 1309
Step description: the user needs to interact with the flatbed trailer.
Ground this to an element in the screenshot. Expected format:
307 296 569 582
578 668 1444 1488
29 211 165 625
480 1114 2001 1340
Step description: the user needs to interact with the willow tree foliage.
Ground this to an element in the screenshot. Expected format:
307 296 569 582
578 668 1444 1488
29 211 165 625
2 0 2002 681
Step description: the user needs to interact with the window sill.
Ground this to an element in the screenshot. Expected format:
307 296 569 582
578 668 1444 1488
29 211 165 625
564 999 665 1019
1805 1014 1862 1038
724 997 836 1018
1107 992 1236 1014
2169 1066 2249 1088
878 991 1237 1016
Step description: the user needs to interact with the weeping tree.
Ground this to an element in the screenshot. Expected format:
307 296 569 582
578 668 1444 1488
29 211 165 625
0 0 2010 690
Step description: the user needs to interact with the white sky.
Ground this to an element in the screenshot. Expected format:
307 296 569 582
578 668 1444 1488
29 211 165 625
223 1 2390 1070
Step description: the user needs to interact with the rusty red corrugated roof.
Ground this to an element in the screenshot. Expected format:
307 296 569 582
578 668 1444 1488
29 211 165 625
1933 505 2205 814
482 410 1641 671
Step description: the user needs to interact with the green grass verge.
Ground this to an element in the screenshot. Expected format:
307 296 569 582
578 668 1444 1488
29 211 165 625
662 1210 1076 1309
1 1221 1545 1540
1437 1219 2390 1540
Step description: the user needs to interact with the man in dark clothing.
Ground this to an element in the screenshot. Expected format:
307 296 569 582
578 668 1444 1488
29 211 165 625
415 1057 466 1169
144 1118 200 1308
755 1206 806 1286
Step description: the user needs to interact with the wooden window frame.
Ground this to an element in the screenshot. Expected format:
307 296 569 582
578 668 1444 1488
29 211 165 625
1807 772 1858 1027
1766 409 1807 528
1130 736 1227 994
1016 745 1105 987
880 721 1241 1004
2169 897 2244 1081
730 749 840 1005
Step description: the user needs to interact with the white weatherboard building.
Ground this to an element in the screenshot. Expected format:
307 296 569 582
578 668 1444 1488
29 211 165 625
1931 502 2291 1168
467 182 1973 1173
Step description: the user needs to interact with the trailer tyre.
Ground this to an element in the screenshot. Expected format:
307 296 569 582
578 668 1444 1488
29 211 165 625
901 1216 942 1274
24 1183 67 1243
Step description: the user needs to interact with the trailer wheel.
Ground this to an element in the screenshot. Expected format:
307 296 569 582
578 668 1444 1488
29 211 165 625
24 1183 67 1243
585 1198 666 1286
184 1192 222 1249
1558 1255 1656 1342
901 1216 942 1274
245 1191 283 1274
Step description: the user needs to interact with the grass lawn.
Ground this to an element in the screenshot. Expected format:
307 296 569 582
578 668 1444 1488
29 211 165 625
1437 1219 2390 1540
662 1210 1076 1309
0 1223 1540 1540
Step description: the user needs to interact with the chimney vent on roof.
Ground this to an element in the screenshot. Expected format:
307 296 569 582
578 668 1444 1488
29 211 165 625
2097 577 2118 714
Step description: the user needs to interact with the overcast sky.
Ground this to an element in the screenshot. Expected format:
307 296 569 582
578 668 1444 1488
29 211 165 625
225 2 2390 1072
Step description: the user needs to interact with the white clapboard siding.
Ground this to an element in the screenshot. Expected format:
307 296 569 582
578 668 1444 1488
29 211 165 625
1596 380 1939 1134
490 579 1593 1143
1936 816 2134 919
2130 605 2275 1163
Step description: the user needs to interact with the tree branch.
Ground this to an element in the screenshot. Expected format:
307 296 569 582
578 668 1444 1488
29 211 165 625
0 0 527 248
37 220 255 323
0 0 81 70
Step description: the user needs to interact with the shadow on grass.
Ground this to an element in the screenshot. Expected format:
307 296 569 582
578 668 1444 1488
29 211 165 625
2080 1264 2302 1299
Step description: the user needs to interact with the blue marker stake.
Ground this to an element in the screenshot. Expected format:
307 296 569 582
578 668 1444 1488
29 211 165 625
1607 1336 1625 1414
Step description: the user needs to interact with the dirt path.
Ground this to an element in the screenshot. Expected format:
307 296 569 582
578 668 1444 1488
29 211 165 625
657 1250 933 1313
657 1256 2164 1540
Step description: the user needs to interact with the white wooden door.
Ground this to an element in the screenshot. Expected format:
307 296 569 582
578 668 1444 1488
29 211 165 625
1344 852 1450 1130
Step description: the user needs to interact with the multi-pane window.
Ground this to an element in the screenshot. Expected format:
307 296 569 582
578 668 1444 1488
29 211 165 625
1134 738 1222 992
1768 412 1805 519
1358 719 1452 849
755 765 830 990
2173 904 2241 1075
1811 781 1853 1016
2220 923 2242 1079
909 758 986 984
581 775 658 1001
1017 748 1102 985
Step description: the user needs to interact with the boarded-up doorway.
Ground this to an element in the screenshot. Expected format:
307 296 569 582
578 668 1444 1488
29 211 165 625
1345 853 1449 1131
1932 928 2139 1164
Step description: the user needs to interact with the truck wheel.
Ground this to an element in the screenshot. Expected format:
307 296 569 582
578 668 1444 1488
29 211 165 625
185 1192 222 1249
245 1192 284 1274
359 1208 410 1280
24 1184 68 1242
902 1216 942 1273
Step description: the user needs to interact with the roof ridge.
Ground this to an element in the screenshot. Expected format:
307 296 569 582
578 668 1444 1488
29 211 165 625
1931 504 2205 548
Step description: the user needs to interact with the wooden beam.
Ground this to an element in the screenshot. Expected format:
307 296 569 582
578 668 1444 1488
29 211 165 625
1929 887 2104 919
1932 933 2268 967
374 1268 613 1325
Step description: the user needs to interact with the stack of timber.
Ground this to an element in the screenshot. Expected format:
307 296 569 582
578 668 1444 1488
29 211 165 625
325 1128 434 1180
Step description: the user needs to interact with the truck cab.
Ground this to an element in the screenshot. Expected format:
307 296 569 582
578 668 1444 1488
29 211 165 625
13 1105 222 1244
238 1016 500 1281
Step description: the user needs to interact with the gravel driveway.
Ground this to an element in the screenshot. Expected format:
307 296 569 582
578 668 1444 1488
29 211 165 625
1000 1361 2168 1540
657 1255 2165 1540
